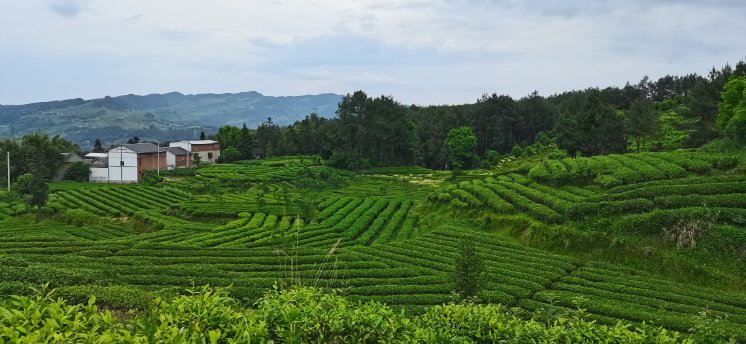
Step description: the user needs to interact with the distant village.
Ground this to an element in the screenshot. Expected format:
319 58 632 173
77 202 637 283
67 140 221 183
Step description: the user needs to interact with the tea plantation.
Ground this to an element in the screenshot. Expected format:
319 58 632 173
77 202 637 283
1 153 745 342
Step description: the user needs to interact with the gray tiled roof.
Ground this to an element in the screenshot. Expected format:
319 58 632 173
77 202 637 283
123 143 162 154
166 147 188 155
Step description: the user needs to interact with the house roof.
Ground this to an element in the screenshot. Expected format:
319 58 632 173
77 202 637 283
85 153 109 159
62 152 84 162
122 143 163 154
165 147 188 156
187 140 218 145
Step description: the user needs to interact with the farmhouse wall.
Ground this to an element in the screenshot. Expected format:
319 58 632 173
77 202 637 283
192 142 221 152
137 152 167 179
170 141 221 164
89 167 109 182
175 154 188 168
108 147 138 183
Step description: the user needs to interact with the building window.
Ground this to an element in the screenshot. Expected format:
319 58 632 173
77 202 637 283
208 152 213 159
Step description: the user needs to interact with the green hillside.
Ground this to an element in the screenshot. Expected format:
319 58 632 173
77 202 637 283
1 151 745 342
0 91 342 148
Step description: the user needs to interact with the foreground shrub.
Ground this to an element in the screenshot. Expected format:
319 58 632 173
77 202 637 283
258 286 409 343
136 286 268 343
0 285 712 343
0 289 137 343
417 303 689 343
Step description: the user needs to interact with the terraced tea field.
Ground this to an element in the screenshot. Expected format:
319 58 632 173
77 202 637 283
1 153 745 340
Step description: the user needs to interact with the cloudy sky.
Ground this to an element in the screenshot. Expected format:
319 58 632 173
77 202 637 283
1 0 744 105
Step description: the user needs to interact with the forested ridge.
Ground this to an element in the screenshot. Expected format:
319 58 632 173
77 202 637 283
215 59 746 169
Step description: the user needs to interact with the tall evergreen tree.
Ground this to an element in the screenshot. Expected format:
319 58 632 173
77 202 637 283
516 91 556 145
472 93 529 155
624 97 658 153
453 237 484 299
237 124 253 159
256 118 283 156
337 91 370 154
334 92 418 166
93 138 104 153
554 90 627 156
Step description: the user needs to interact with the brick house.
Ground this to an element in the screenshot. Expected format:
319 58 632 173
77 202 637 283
169 140 221 165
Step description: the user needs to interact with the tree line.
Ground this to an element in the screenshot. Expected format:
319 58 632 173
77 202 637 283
0 134 84 214
213 59 746 169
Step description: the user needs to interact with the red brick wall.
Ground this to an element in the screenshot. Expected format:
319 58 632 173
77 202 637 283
192 143 221 152
137 152 167 180
175 155 188 168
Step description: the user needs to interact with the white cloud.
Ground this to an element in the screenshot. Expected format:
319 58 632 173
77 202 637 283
0 0 744 104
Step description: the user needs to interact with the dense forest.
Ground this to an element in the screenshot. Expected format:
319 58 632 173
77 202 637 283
214 59 746 169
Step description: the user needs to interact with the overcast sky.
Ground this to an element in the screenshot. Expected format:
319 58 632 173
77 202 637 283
1 0 745 106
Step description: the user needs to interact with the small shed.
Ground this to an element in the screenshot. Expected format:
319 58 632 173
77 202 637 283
165 146 189 169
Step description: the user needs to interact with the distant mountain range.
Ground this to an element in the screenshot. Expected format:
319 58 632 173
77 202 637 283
0 91 343 148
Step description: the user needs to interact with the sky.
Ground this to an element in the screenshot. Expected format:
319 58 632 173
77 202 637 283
0 0 745 106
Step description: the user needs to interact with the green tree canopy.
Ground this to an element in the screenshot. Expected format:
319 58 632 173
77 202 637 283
0 133 75 182
554 89 627 156
63 161 90 182
717 76 746 144
192 153 202 167
336 92 419 166
651 99 694 151
13 171 49 215
624 97 658 153
216 125 242 150
220 147 241 163
238 124 254 160
444 126 478 169
256 118 283 156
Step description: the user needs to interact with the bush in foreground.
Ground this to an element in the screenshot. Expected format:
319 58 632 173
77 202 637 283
0 286 707 343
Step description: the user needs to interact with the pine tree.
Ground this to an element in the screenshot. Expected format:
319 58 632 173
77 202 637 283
237 123 253 160
453 236 484 299
554 90 626 156
624 97 658 153
93 138 104 153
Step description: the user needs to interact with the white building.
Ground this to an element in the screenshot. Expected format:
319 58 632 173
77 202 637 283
82 141 201 183
107 143 166 183
107 146 138 183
